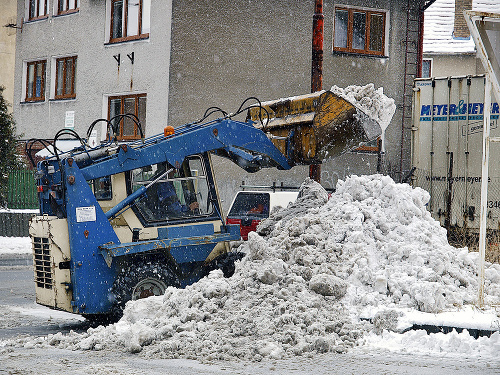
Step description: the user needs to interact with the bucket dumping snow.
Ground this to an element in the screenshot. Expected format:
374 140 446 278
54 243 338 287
246 83 393 165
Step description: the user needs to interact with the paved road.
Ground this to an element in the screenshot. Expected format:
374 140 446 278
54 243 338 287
0 253 31 268
0 263 87 340
0 266 33 306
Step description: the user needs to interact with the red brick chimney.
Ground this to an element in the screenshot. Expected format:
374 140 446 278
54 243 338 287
454 0 472 38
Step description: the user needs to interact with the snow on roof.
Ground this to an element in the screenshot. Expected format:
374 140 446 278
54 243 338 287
424 0 500 54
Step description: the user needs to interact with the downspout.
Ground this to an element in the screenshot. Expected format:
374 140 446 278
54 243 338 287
417 6 425 78
309 0 323 183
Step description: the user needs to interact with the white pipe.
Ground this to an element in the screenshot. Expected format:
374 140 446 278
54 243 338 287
478 76 492 307
464 10 500 307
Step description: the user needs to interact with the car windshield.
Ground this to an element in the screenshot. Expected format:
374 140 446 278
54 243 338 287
228 192 270 218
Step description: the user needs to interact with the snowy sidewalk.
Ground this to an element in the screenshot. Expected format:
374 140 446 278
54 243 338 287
0 237 32 267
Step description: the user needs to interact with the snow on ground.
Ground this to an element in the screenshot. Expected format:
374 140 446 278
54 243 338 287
0 236 31 255
2 175 500 363
9 304 85 323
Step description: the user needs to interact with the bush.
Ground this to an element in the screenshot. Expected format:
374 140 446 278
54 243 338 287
0 86 21 208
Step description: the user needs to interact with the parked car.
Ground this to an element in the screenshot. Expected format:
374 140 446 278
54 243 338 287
226 190 299 240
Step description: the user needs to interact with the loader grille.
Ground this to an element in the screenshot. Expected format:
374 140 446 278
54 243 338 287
33 237 52 289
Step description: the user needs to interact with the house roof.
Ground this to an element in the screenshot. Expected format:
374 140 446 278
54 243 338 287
423 0 500 54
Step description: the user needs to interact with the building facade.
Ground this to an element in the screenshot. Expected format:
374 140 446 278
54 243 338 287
13 0 427 210
422 0 500 78
0 0 18 111
14 0 171 142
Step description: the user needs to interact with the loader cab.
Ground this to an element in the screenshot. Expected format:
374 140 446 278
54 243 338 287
226 190 298 240
127 154 217 226
90 152 225 245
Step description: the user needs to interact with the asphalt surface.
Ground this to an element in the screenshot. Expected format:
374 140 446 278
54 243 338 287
0 266 33 306
0 253 31 268
0 262 88 340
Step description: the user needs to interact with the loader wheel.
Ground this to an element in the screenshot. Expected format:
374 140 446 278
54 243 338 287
111 259 180 318
202 251 245 278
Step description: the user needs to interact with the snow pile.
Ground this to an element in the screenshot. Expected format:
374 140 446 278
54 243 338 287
8 175 500 361
260 175 500 314
256 179 329 237
364 328 500 359
330 83 396 131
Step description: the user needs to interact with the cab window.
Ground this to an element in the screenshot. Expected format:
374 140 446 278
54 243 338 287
93 176 112 200
129 157 213 223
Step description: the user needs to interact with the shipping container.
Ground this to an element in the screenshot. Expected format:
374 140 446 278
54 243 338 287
411 75 500 240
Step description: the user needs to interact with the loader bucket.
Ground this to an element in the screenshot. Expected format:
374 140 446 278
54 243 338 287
246 90 382 165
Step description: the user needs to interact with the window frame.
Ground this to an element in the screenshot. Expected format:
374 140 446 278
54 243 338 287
352 137 381 154
109 0 150 44
28 0 49 21
108 93 147 141
333 6 387 57
421 58 433 78
55 0 80 16
54 56 77 100
25 60 47 102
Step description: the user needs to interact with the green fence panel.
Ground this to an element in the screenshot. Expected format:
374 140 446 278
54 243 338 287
7 170 38 209
0 212 34 237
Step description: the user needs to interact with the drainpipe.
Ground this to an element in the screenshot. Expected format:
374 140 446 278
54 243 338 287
310 0 323 183
417 8 425 77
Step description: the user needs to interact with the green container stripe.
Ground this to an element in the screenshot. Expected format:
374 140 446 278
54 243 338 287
7 170 38 209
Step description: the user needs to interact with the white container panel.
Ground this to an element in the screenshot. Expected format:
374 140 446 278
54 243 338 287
412 76 500 231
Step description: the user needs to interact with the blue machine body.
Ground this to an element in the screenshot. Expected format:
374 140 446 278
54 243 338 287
34 118 292 315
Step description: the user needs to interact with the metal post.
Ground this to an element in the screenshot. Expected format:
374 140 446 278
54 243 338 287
310 0 323 182
464 11 500 307
478 76 492 307
311 0 323 93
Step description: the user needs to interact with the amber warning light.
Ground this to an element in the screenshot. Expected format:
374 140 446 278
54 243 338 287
164 126 175 137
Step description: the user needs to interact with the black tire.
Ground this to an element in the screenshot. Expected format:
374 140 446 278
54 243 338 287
111 258 180 319
83 313 118 327
202 251 245 278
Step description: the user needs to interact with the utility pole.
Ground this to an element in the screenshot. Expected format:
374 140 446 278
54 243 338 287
310 0 323 182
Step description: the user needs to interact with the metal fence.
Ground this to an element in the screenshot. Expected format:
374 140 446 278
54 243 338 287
413 168 500 263
7 169 37 209
0 170 37 237
0 211 34 237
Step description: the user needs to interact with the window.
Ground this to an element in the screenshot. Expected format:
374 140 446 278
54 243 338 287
94 176 112 200
228 192 270 219
28 0 48 20
352 137 381 154
108 0 150 43
55 56 77 99
25 60 46 102
422 59 432 78
108 93 146 140
129 157 214 223
333 7 386 56
56 0 80 15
